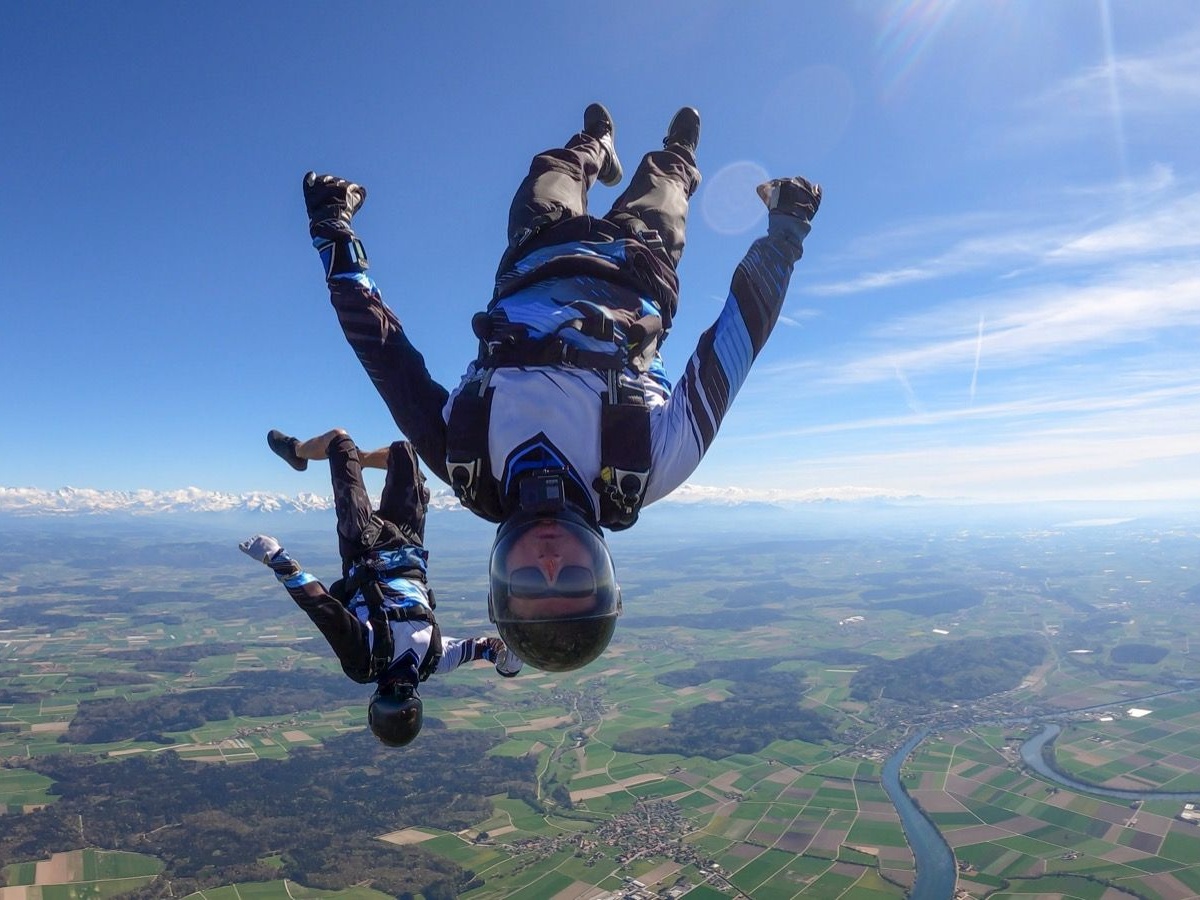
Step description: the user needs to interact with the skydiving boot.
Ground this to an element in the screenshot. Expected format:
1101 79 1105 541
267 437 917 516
267 430 308 472
663 107 701 157
582 103 623 187
757 176 822 257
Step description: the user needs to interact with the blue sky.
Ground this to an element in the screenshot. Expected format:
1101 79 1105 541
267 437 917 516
4 1 1199 504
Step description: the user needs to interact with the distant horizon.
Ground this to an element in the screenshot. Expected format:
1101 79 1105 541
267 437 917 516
2 481 1196 523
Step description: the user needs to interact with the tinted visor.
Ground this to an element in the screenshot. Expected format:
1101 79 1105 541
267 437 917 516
489 512 620 624
507 565 596 599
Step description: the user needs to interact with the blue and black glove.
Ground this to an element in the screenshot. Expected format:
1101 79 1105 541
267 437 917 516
757 177 821 257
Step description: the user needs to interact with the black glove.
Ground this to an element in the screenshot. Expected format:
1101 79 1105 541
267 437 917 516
303 172 367 240
757 177 821 256
756 176 821 220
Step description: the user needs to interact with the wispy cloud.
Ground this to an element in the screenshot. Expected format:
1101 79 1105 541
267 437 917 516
777 309 821 328
819 262 1200 385
1045 189 1200 261
728 23 1200 503
969 314 984 404
893 366 923 415
774 426 1200 502
810 178 1199 297
810 27 1200 299
811 220 1049 296
1027 26 1200 119
731 383 1200 502
750 379 1200 440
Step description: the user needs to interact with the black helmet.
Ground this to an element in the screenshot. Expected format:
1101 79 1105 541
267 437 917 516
494 616 618 673
367 683 423 747
488 475 621 672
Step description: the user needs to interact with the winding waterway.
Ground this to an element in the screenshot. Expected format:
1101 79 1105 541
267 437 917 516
876 721 1200 900
1019 724 1200 801
880 729 958 900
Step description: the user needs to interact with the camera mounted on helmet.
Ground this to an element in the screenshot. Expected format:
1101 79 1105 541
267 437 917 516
516 467 578 515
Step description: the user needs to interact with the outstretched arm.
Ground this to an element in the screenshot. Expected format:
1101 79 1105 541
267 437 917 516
239 535 374 683
432 636 523 677
303 173 452 484
644 177 821 504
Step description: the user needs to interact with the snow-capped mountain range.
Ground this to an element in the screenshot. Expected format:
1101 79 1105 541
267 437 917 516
0 483 901 517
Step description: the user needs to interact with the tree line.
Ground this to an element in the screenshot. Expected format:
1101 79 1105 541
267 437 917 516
615 671 835 758
62 669 497 745
849 634 1045 703
2 727 535 899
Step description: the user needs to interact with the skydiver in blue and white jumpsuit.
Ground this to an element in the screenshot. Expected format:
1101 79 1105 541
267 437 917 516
301 103 821 673
239 432 519 747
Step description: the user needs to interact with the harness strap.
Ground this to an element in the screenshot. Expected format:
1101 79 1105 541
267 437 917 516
359 578 442 682
479 339 628 371
446 369 505 522
594 369 651 531
446 361 652 531
420 620 444 682
472 308 656 373
360 580 396 681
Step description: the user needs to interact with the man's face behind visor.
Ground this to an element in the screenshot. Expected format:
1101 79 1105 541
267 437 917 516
503 520 600 618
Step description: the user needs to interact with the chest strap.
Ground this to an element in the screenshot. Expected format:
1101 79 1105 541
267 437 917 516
471 307 663 375
355 576 442 683
446 364 651 531
594 369 651 531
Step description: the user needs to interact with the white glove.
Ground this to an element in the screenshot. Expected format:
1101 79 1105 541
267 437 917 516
495 644 523 678
239 534 283 564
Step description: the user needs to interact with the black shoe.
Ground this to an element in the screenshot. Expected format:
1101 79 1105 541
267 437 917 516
267 430 307 472
582 103 623 187
663 107 701 156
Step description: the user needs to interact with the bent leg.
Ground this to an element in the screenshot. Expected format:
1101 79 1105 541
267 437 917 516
605 147 700 269
293 428 349 462
327 432 377 566
496 133 609 278
330 280 450 484
376 441 429 547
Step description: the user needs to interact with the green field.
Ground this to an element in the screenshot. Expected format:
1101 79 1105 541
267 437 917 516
2 850 163 900
5 515 1200 897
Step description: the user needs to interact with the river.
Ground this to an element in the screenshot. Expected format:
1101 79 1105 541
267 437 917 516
881 729 958 900
875 721 1200 900
1019 723 1200 801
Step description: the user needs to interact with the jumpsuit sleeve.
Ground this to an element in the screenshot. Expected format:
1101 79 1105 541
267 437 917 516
430 635 491 675
643 234 801 504
279 569 374 683
327 273 453 485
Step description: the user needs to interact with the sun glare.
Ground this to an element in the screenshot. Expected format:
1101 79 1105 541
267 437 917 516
875 0 963 100
1097 0 1132 200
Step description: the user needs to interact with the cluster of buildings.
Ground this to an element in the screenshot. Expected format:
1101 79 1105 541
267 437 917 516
503 799 746 898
